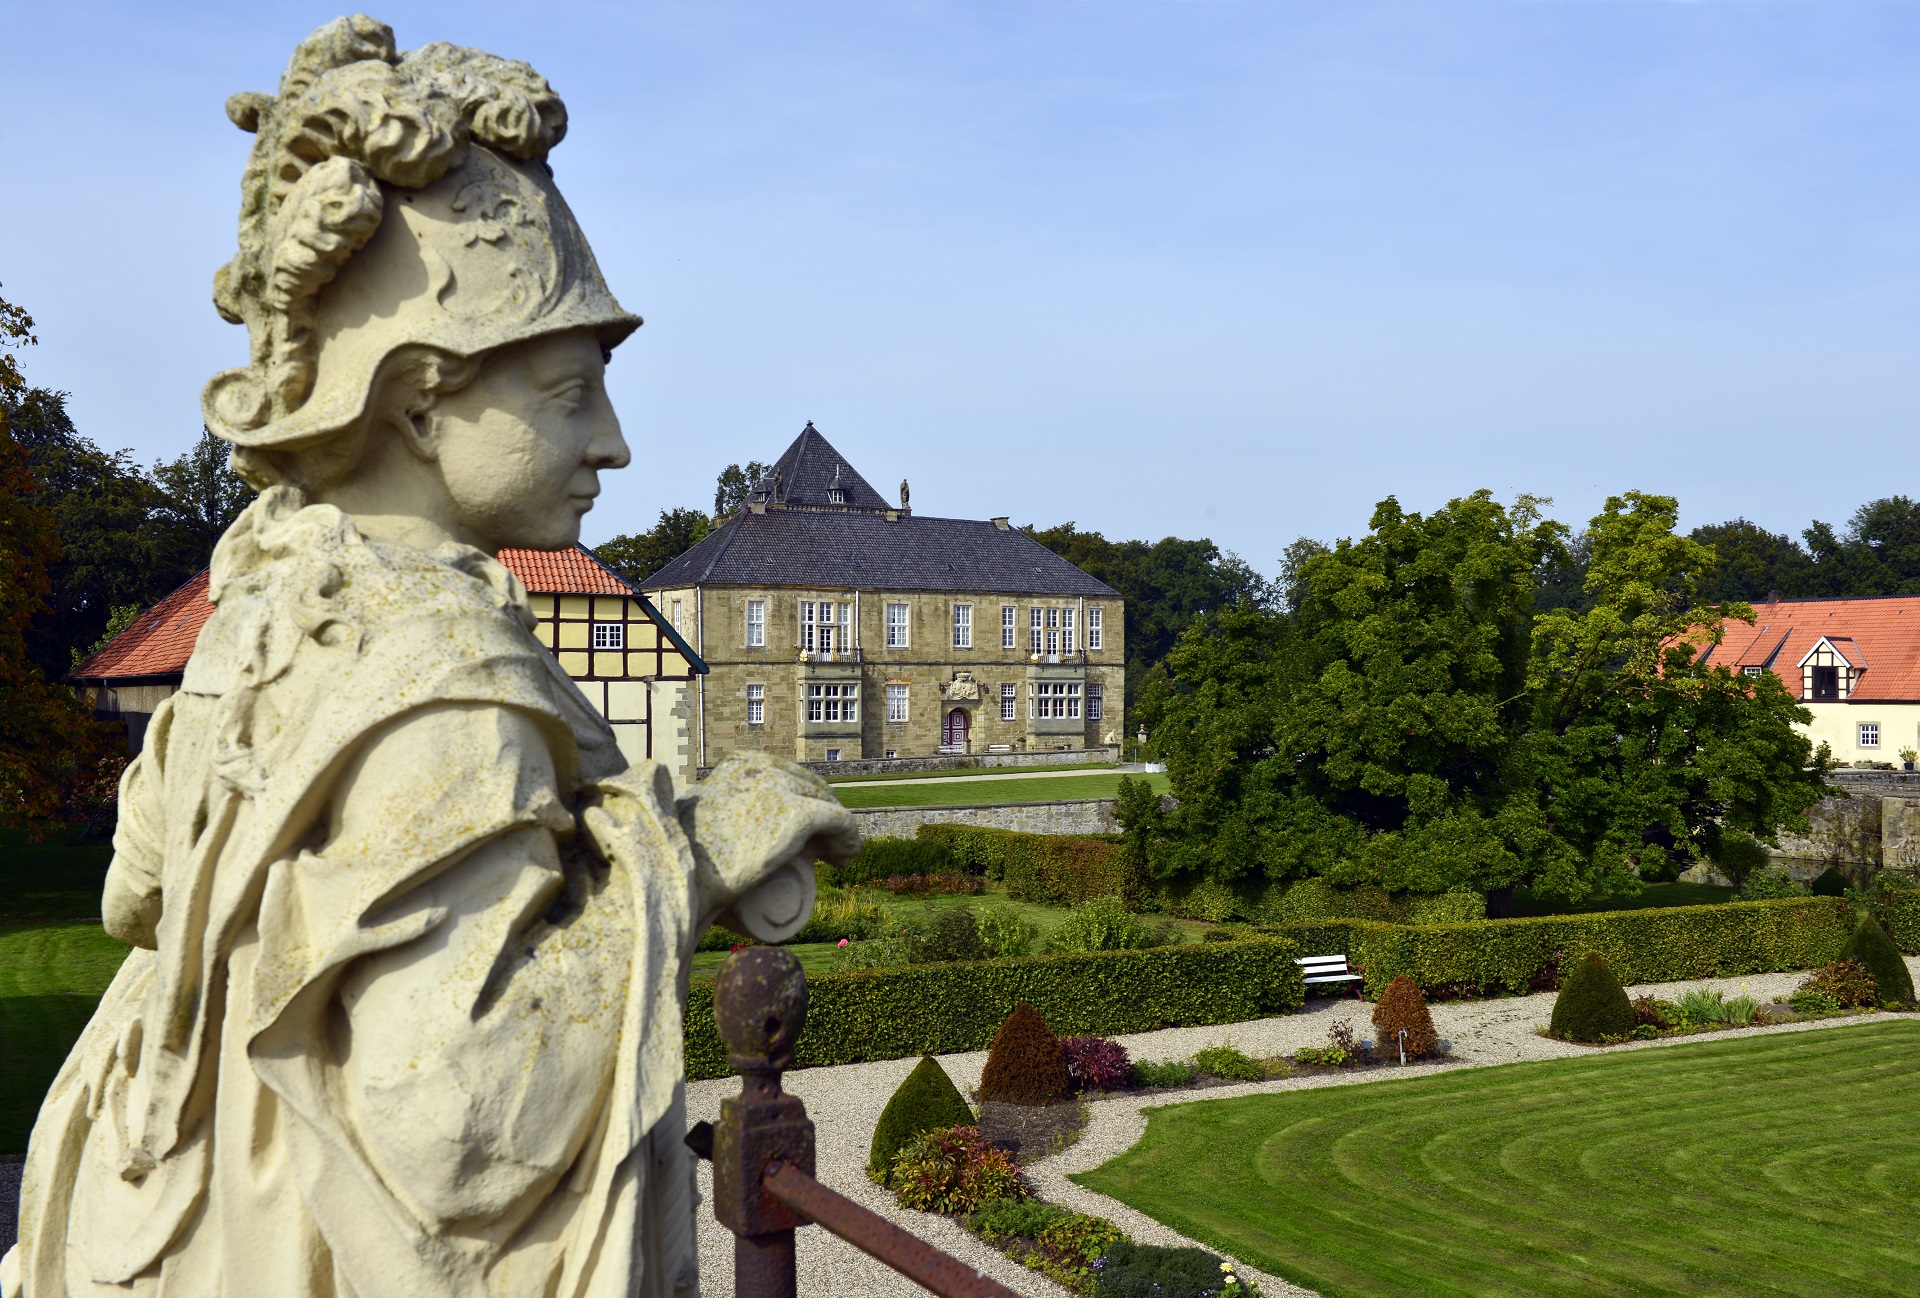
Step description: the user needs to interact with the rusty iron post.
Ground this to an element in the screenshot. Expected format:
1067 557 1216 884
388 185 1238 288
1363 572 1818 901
711 947 816 1298
699 947 1024 1298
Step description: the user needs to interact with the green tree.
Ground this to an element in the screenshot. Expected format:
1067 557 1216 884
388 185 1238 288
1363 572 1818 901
1127 490 1827 911
1514 492 1827 905
1 387 180 674
595 507 714 587
0 285 119 835
151 427 253 572
1025 523 1275 733
712 460 772 518
1688 518 1811 602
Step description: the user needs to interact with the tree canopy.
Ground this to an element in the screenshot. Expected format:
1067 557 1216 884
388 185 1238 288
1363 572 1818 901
1125 490 1828 908
0 285 121 835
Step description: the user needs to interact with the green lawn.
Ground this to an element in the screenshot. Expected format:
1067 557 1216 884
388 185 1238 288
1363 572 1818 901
1512 880 1737 917
834 771 1169 809
826 763 1118 785
0 826 113 924
0 922 132 1152
1077 1021 1920 1298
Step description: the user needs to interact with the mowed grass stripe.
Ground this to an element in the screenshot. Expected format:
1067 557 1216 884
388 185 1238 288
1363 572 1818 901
0 922 132 1152
832 772 1168 809
1075 1022 1920 1298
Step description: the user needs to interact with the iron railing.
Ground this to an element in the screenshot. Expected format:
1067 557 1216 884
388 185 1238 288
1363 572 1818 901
689 947 1023 1298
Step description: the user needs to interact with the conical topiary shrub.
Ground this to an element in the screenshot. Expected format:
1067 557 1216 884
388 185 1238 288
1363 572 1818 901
1548 952 1637 1043
977 1002 1071 1106
1842 913 1914 1006
869 1055 975 1180
1371 976 1438 1059
1811 867 1849 897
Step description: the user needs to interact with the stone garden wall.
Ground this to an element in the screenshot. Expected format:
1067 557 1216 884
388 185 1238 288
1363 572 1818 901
851 798 1119 840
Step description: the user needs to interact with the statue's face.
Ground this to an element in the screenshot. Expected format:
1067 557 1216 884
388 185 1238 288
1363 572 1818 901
427 328 630 552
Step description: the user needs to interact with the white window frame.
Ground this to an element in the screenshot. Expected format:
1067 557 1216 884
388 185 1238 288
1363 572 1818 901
671 598 683 631
1742 665 1761 677
1062 607 1075 654
1001 682 1017 721
1002 605 1017 649
1045 608 1059 657
1089 606 1103 650
800 601 816 654
953 604 973 649
746 600 766 648
825 747 842 761
1030 607 1043 654
1088 683 1103 721
592 622 624 650
886 683 909 723
746 683 764 725
886 603 910 648
1861 722 1880 748
807 682 859 723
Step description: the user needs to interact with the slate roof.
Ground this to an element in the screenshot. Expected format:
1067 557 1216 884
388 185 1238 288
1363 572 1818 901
639 510 1122 598
1701 595 1920 702
752 423 893 512
72 546 664 685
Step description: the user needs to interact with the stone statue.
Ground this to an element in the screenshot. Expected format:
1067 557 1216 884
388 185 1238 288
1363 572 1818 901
0 17 856 1298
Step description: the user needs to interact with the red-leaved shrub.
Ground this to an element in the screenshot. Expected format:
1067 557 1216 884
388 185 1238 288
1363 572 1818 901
877 873 984 897
1059 1036 1132 1092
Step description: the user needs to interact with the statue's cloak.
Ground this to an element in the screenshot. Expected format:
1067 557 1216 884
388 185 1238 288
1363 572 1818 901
3 490 854 1297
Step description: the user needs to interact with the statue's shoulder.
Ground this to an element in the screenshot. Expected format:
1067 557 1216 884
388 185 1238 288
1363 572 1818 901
182 489 547 700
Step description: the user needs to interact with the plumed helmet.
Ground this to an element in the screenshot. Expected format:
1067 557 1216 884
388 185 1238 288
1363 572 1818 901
203 15 641 449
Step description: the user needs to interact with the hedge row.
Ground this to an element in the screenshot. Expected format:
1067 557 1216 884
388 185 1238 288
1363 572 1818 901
915 823 1140 905
1268 896 1856 997
818 835 956 887
684 937 1304 1079
1156 873 1484 926
1883 891 1920 954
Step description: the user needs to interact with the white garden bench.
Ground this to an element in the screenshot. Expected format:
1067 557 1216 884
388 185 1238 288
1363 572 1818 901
1296 954 1362 988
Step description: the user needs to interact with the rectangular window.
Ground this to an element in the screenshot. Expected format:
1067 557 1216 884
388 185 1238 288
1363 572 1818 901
1089 607 1103 650
592 622 624 650
806 683 858 723
1861 723 1880 748
1002 605 1017 649
825 748 841 762
886 603 910 648
953 604 973 649
801 601 816 653
1001 682 1017 721
885 749 897 759
1062 608 1075 654
886 684 908 723
1088 683 1103 721
746 683 764 725
1030 681 1082 719
746 600 765 648
1742 665 1761 677
1030 607 1043 654
671 599 683 630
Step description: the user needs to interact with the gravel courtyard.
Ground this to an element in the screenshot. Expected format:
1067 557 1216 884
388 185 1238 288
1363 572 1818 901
687 956 1920 1298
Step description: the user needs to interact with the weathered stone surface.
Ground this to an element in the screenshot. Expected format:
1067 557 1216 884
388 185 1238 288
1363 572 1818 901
0 17 858 1298
851 798 1120 839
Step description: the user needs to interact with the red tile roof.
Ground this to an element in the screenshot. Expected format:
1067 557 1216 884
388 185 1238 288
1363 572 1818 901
498 545 638 596
1704 596 1920 702
71 569 215 682
72 546 640 684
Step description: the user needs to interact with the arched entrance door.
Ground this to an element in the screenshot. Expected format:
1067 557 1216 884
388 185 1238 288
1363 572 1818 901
942 707 970 753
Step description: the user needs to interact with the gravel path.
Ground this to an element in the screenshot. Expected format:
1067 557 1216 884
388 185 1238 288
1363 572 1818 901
691 957 1920 1298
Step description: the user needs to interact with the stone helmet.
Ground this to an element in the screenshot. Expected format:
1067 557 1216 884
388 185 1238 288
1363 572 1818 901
203 15 641 450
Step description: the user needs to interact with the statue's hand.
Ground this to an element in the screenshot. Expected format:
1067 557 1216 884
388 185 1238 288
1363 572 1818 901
712 853 816 945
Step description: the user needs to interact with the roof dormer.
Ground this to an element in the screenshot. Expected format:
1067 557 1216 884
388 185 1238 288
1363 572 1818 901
1798 636 1865 701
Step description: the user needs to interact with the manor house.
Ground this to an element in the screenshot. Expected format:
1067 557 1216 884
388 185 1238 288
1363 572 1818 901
640 424 1125 769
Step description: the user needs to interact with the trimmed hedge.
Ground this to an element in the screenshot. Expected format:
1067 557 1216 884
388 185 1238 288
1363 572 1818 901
1155 873 1485 926
1267 896 1855 997
821 835 957 887
685 938 1304 1079
1883 889 1920 954
915 824 1140 905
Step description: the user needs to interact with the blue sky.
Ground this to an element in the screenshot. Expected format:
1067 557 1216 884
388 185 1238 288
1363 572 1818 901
4 1 1918 571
